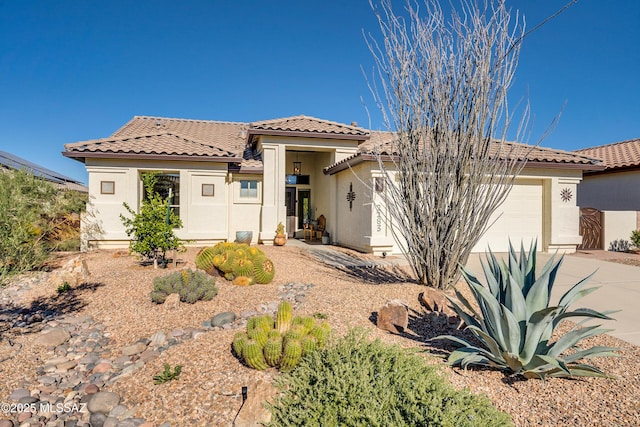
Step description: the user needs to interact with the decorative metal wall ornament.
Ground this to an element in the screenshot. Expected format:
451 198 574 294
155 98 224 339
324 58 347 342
560 188 573 203
346 182 356 211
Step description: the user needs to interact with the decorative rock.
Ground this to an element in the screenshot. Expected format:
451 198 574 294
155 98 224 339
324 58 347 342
35 328 71 347
83 384 100 395
138 350 160 363
89 412 107 427
377 299 409 333
107 405 127 418
0 419 14 427
419 288 457 317
57 360 78 371
92 363 112 374
49 257 90 287
233 378 277 427
121 342 147 357
87 392 120 414
17 412 31 423
162 293 180 309
211 312 236 327
37 376 57 385
17 396 38 404
116 418 146 427
9 389 30 401
149 331 166 347
103 417 119 427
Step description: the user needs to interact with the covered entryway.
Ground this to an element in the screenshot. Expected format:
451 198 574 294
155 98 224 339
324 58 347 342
472 179 544 252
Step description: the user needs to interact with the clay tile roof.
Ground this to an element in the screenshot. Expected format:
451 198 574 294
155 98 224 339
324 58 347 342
113 116 248 155
249 115 369 137
574 138 640 170
325 133 602 175
64 133 237 159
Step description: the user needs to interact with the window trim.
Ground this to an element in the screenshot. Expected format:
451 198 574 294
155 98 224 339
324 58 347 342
234 177 262 204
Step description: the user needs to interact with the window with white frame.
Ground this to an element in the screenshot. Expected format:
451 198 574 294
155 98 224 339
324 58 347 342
239 180 258 198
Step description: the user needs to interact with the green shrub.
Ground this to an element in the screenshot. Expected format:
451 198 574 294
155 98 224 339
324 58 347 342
435 241 618 380
0 169 86 282
631 230 640 248
57 282 72 294
153 363 182 384
266 329 512 427
120 172 184 266
150 269 218 304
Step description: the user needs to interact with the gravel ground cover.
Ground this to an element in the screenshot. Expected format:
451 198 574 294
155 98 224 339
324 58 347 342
1 244 639 426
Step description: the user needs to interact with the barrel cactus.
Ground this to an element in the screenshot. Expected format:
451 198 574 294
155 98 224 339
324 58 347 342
194 242 274 285
195 247 216 273
253 256 275 284
233 301 330 371
276 301 293 334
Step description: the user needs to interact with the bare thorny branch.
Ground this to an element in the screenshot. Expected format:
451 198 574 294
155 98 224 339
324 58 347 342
364 0 575 289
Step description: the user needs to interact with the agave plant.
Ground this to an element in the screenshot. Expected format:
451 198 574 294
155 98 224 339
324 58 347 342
434 241 618 379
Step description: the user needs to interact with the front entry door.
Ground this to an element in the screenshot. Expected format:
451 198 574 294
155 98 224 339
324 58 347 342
285 187 296 238
297 189 311 230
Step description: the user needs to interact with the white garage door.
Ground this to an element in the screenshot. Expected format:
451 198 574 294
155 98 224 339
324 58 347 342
471 179 544 253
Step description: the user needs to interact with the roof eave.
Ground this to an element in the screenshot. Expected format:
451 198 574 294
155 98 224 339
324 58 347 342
62 151 241 163
323 155 604 175
583 164 640 176
247 128 370 142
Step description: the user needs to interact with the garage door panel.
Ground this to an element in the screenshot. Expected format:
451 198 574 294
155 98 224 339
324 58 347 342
472 180 543 253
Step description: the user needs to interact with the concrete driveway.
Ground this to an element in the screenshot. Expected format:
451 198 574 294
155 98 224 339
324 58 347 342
463 253 640 346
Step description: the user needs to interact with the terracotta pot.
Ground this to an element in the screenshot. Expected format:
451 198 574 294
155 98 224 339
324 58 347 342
274 234 287 246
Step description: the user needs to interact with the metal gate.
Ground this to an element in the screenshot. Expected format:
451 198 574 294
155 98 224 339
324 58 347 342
578 207 603 250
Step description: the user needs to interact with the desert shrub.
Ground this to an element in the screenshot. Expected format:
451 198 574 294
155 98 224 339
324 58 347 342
0 169 86 281
266 329 512 427
233 301 329 372
150 269 218 304
120 172 184 266
630 230 640 248
435 241 617 380
609 239 630 252
153 363 182 384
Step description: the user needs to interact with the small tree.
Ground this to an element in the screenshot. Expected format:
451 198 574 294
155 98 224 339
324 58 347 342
365 0 572 289
120 172 184 266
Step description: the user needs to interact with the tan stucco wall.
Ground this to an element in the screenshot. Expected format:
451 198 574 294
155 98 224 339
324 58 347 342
333 164 584 255
83 158 229 249
229 174 262 244
603 210 638 250
577 170 640 211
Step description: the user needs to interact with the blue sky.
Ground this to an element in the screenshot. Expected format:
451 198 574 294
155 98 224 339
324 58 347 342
1 1 638 184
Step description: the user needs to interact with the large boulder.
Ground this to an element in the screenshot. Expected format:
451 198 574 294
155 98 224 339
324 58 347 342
49 256 90 287
377 299 408 333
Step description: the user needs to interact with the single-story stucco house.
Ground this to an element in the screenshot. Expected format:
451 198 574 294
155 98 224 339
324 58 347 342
574 138 640 249
63 115 602 254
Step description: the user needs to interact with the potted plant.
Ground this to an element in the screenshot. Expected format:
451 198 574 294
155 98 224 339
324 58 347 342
274 222 287 246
